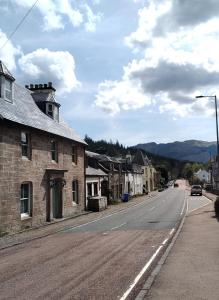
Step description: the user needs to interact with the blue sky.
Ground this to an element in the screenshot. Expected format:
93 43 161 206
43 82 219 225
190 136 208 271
1 0 219 145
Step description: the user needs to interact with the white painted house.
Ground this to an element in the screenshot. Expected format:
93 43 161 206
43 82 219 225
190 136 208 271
194 169 210 183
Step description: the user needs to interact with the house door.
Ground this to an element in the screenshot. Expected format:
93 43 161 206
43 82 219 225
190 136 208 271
101 180 108 197
52 179 62 218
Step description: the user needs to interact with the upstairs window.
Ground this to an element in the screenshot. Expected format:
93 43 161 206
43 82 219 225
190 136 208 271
46 103 59 122
51 140 58 162
72 180 79 204
5 78 12 101
47 103 53 118
20 182 32 218
72 145 77 164
21 132 31 159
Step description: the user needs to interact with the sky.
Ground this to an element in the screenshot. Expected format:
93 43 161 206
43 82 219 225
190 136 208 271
1 0 219 146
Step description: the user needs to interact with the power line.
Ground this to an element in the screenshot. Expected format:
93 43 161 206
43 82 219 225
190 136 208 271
0 0 39 51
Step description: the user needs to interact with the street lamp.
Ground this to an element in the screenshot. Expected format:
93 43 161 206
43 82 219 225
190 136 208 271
196 95 219 189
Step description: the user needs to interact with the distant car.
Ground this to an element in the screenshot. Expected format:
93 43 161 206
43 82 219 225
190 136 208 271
158 187 164 192
191 185 202 196
174 183 179 187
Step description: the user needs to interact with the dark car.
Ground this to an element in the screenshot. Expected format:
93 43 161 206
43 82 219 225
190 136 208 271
191 185 202 196
174 183 179 187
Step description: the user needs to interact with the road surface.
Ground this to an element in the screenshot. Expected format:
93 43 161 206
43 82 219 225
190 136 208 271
0 181 210 300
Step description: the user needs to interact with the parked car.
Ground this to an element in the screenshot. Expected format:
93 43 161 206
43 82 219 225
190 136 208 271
191 185 202 196
174 183 179 187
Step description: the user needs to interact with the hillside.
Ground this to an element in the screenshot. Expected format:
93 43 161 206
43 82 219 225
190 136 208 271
84 135 198 179
134 140 216 163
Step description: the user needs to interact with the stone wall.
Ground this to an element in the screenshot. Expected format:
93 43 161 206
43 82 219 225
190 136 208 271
0 120 85 234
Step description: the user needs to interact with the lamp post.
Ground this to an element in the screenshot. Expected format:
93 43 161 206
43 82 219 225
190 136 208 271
196 95 219 189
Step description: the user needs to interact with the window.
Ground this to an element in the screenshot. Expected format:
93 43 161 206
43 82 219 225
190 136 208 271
51 140 58 162
47 103 53 118
87 183 92 197
72 145 77 164
20 183 32 218
4 78 13 102
46 103 59 121
72 180 79 204
94 183 98 196
21 132 31 158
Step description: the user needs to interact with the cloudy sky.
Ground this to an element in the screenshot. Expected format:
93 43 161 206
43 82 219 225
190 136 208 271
1 0 219 145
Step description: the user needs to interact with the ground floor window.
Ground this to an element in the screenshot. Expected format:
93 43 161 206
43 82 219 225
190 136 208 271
20 182 32 218
93 182 98 196
87 183 92 197
72 180 79 204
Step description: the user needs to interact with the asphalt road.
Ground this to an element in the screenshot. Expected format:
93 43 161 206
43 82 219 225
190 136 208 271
0 183 210 300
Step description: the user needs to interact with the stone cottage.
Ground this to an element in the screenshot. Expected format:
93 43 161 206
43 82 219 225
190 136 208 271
0 61 86 234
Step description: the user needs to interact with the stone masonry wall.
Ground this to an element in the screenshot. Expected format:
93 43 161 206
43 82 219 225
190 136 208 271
0 120 85 234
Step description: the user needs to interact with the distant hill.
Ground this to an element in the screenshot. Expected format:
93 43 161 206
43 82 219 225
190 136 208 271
134 140 216 163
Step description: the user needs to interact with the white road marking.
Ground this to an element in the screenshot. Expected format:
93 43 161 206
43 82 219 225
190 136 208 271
162 238 168 245
188 201 212 214
65 195 159 232
149 206 155 211
119 233 173 300
111 222 126 231
169 228 175 235
119 245 163 300
180 197 187 215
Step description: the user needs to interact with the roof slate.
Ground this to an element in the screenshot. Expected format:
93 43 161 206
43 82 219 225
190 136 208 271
86 166 107 177
0 82 86 144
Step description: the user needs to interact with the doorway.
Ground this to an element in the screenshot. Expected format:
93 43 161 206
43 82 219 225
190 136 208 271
52 179 63 218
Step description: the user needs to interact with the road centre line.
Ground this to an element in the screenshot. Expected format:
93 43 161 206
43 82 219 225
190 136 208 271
149 206 155 211
110 222 126 231
64 194 161 232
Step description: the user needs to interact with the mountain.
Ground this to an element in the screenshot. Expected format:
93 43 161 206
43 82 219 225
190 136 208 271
134 140 217 163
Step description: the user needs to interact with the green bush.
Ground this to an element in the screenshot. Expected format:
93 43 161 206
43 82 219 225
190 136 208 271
214 197 219 217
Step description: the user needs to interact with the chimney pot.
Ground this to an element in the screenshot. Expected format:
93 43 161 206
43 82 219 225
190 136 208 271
30 84 33 89
48 82 52 88
35 84 39 89
44 84 47 88
25 85 29 89
39 84 43 88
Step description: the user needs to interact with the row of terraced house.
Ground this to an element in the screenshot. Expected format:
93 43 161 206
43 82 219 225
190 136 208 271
0 61 159 234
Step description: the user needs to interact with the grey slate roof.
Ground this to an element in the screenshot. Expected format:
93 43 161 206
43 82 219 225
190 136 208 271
86 166 107 177
0 82 86 145
132 149 150 166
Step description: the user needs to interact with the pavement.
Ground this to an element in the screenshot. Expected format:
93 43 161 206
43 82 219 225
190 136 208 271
137 192 219 300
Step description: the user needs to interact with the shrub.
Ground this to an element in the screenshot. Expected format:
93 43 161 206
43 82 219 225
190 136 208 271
214 196 219 217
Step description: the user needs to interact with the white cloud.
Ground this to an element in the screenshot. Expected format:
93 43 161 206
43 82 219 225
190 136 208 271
96 0 219 117
0 29 20 70
83 4 102 32
18 48 80 94
14 0 102 32
95 79 151 115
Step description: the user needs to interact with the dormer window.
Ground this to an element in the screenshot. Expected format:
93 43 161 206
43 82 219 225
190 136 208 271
0 61 15 103
5 78 13 101
46 102 59 122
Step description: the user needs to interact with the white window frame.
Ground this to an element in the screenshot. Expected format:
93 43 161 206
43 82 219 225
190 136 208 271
72 180 79 204
20 182 32 219
21 132 31 159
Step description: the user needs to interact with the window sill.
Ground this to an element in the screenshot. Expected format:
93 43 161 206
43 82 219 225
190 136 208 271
21 214 31 220
72 201 78 207
22 156 31 161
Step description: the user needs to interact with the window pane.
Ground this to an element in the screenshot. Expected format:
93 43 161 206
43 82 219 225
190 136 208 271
5 79 12 90
94 183 98 195
20 184 29 214
72 180 79 203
